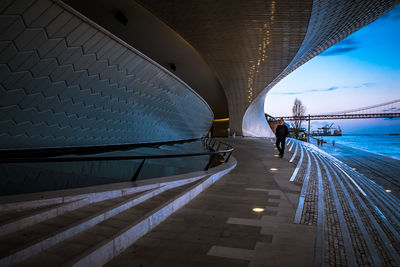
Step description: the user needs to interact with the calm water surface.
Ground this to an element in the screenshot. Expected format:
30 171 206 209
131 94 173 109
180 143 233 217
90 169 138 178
315 134 400 160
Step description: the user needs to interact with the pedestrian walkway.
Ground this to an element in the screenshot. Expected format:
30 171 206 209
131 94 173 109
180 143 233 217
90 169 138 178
106 137 315 267
1 137 399 266
107 137 400 266
286 138 400 266
310 137 400 199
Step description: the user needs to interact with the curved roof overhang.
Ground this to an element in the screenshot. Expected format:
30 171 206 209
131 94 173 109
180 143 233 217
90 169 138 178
135 0 397 136
64 0 398 136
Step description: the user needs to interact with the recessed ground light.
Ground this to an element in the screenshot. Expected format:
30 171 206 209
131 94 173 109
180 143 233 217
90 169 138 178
352 167 357 171
274 148 277 150
270 168 278 171
274 155 280 157
386 189 392 193
253 208 264 213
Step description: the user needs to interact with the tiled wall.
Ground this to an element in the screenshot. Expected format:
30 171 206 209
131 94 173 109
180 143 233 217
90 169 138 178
0 0 213 149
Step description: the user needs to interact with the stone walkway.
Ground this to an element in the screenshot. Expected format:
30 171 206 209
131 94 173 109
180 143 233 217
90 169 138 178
286 138 400 266
1 137 399 266
107 137 400 267
106 138 315 266
310 138 400 199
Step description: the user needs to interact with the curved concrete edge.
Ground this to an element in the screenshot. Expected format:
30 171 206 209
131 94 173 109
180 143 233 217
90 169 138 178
54 0 213 117
0 198 90 238
241 2 395 138
0 183 157 214
301 141 343 164
0 159 236 266
292 140 367 186
0 186 171 267
66 157 237 267
242 92 275 137
0 159 236 213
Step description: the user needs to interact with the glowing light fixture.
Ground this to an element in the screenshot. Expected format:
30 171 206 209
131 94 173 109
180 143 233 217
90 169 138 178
270 168 278 171
253 208 264 213
352 167 357 171
213 118 229 122
386 189 392 193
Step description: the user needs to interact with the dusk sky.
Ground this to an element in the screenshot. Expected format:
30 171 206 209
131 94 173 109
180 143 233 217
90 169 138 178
265 4 400 134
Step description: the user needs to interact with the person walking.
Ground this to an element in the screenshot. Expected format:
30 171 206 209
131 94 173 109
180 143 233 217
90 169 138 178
276 118 289 158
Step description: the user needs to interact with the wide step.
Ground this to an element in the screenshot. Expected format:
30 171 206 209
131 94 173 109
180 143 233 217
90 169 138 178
15 180 200 266
0 190 147 266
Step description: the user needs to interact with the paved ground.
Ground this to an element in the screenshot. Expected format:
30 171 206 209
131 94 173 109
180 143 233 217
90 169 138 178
107 137 400 267
310 138 400 199
106 138 315 267
2 137 399 266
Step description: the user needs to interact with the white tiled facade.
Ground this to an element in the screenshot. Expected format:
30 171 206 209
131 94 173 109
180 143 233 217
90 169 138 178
0 0 213 149
0 0 397 149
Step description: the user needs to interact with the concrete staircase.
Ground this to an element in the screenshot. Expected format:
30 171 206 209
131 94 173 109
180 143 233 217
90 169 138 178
0 157 236 267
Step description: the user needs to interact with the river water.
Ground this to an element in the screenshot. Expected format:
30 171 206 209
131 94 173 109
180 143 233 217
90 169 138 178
313 134 400 160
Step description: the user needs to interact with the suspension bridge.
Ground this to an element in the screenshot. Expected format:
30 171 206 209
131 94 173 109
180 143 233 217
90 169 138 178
267 98 400 121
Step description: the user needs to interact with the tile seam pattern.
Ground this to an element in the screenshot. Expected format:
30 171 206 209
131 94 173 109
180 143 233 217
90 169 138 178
0 0 213 150
317 153 357 267
288 138 400 266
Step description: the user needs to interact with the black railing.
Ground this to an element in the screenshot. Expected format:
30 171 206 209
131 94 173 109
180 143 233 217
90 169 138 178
202 137 234 169
0 138 200 159
0 138 234 181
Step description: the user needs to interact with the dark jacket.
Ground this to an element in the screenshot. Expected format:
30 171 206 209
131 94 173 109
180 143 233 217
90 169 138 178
276 124 288 139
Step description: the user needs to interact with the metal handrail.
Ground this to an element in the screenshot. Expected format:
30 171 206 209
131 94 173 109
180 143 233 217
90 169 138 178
0 149 233 163
0 138 234 181
0 138 200 159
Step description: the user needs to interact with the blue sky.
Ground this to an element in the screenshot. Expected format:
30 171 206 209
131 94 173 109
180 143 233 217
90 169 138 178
265 4 400 134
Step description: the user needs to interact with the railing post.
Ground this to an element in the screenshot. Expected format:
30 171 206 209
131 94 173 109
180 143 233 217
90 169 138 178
211 139 217 149
207 138 212 147
308 114 310 142
216 143 221 151
131 159 146 181
225 151 233 162
204 154 215 171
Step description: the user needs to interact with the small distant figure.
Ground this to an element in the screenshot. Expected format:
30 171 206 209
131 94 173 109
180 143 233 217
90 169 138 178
275 118 288 158
227 127 231 137
321 138 323 147
317 138 320 147
332 140 335 147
